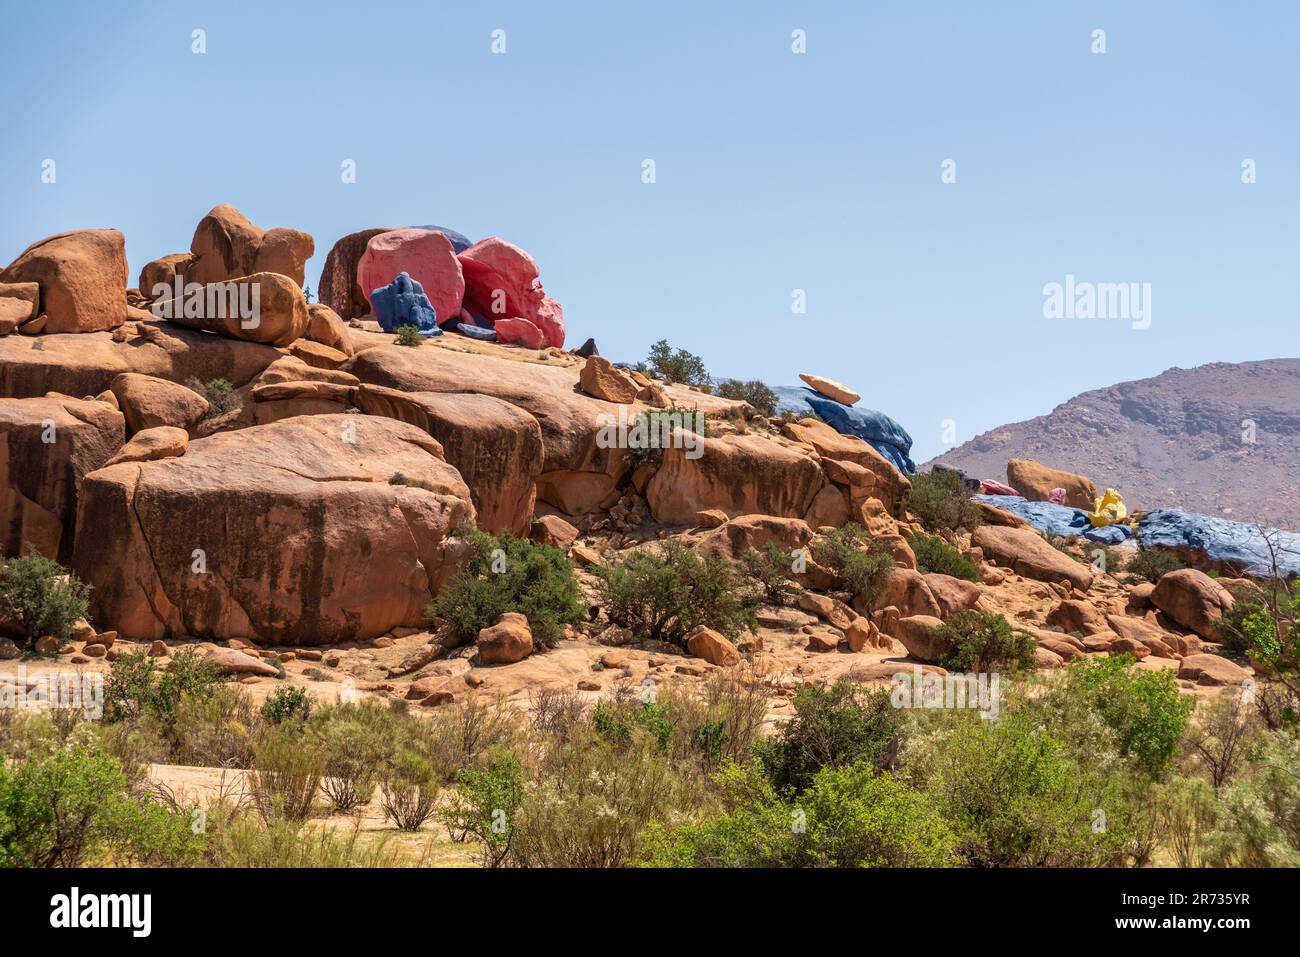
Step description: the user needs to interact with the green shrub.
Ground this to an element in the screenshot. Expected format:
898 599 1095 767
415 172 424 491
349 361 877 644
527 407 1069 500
713 378 777 417
905 469 982 533
250 726 324 822
380 746 440 830
512 728 686 867
911 710 1140 866
260 686 312 725
908 532 980 582
756 680 904 795
638 760 956 868
593 699 675 753
1201 730 1300 867
0 553 91 649
394 324 423 347
0 731 199 867
740 544 799 606
624 405 708 470
1124 548 1184 584
311 703 401 812
186 376 241 418
935 610 1036 673
428 530 584 649
167 684 258 768
439 747 525 865
104 649 227 746
593 539 759 647
1052 654 1193 778
643 339 709 387
809 525 895 609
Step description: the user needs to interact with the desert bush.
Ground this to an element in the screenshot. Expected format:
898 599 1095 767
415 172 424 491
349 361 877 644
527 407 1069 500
185 376 241 418
1151 775 1217 867
394 324 423 347
905 469 981 533
250 725 324 822
439 747 525 866
756 680 904 795
379 746 440 831
643 339 709 387
260 685 312 726
511 728 688 867
1124 548 1185 584
712 378 778 417
593 698 675 753
594 539 759 647
623 405 709 470
529 688 586 739
1047 654 1192 779
1202 730 1300 866
638 759 957 868
809 525 895 610
1182 690 1262 788
908 532 980 582
104 649 227 746
428 529 584 650
656 671 770 769
418 694 526 783
0 553 91 649
200 796 416 868
909 709 1140 866
311 702 401 812
741 544 799 607
934 610 1036 673
167 684 259 768
0 730 199 867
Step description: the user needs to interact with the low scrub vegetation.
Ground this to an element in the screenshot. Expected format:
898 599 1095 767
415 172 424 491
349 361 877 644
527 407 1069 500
810 524 895 610
712 378 778 417
934 610 1036 673
0 553 91 650
908 532 979 582
906 469 982 534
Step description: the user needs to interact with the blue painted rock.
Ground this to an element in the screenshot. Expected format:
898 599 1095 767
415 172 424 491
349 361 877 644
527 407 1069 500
370 272 441 336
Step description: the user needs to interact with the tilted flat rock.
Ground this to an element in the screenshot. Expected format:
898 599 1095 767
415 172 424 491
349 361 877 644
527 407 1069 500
110 372 208 434
104 426 188 466
971 524 1094 591
1 395 124 563
72 414 474 645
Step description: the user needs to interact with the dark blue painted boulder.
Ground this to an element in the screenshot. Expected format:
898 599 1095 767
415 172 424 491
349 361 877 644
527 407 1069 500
370 272 441 336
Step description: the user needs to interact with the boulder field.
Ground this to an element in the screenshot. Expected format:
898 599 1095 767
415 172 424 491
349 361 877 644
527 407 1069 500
0 207 1262 716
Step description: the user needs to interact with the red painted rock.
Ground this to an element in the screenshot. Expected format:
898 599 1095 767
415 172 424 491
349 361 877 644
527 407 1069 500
458 237 565 348
493 316 545 349
357 229 464 329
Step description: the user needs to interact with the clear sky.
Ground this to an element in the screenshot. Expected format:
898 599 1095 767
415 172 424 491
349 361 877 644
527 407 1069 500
3 1 1296 463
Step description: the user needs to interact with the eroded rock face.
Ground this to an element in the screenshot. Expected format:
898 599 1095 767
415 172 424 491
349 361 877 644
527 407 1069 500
72 414 474 644
1151 568 1235 639
646 432 824 527
1 229 128 334
1006 458 1096 511
319 227 395 319
971 524 1094 591
354 384 542 535
1 395 125 563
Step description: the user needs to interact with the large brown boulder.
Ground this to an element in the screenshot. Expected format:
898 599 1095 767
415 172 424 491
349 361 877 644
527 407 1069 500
891 614 949 663
157 272 308 347
1151 568 1235 639
694 514 813 560
109 373 208 435
354 384 543 535
0 282 39 335
72 414 474 644
882 568 942 618
1 229 128 334
1177 653 1251 686
971 525 1094 591
1006 458 1096 510
579 356 639 404
305 303 355 356
647 431 824 527
476 612 533 664
188 204 314 287
318 227 395 319
1046 599 1113 636
138 253 194 298
1 395 125 563
685 625 741 666
781 418 910 516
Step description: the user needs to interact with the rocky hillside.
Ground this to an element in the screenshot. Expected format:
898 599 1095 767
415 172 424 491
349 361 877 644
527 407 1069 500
929 359 1300 530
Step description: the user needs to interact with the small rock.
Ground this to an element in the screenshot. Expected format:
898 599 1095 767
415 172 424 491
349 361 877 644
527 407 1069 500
148 640 169 657
82 643 108 658
685 625 741 666
577 680 601 691
34 636 60 655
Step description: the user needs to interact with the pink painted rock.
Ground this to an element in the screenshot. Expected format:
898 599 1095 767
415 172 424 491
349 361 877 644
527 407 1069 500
357 229 464 328
493 316 545 349
458 237 565 348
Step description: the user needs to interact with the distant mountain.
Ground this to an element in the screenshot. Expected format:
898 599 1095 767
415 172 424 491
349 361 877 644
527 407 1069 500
928 359 1300 531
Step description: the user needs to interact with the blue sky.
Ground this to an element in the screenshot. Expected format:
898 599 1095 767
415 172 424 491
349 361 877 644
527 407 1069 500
3 1 1296 462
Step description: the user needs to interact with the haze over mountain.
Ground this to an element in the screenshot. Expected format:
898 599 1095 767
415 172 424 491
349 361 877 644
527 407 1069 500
928 359 1300 531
